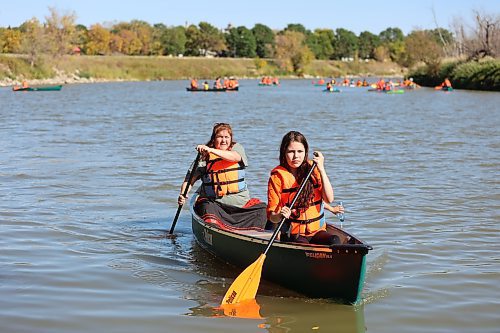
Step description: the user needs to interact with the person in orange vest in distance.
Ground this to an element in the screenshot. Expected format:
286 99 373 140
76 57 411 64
443 78 452 88
317 78 325 85
227 77 238 90
362 79 368 86
22 80 29 88
266 131 340 245
190 78 198 90
376 78 385 90
272 77 279 85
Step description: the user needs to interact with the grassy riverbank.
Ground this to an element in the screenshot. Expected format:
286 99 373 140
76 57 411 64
3 54 498 90
409 58 500 91
0 54 404 86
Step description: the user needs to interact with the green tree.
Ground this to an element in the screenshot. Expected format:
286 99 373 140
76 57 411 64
332 28 358 60
161 26 186 56
379 27 404 44
151 23 167 55
74 24 89 54
284 23 308 35
226 26 256 58
251 23 275 58
358 31 380 59
184 24 201 56
378 27 404 61
197 22 226 56
306 29 334 60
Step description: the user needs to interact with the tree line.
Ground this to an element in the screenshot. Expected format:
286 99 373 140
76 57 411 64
0 8 498 74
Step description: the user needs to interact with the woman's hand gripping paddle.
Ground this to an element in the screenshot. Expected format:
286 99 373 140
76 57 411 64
169 152 201 235
221 161 318 306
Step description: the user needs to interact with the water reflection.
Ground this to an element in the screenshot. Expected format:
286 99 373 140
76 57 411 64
183 239 366 332
187 297 366 333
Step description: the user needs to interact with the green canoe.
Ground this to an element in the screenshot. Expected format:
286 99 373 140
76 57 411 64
13 85 63 91
190 195 372 304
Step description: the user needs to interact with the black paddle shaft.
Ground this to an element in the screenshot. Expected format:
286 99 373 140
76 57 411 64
169 152 202 234
263 161 318 254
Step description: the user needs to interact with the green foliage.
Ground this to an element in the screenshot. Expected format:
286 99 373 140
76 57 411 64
409 59 500 91
332 28 358 60
358 31 380 59
452 60 500 91
251 24 275 58
284 24 308 35
161 26 186 56
306 29 334 60
226 26 256 58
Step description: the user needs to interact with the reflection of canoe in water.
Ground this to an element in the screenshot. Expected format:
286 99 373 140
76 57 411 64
186 87 239 92
190 196 372 304
13 85 63 91
258 83 279 86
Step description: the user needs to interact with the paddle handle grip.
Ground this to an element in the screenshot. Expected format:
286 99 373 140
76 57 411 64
169 152 201 234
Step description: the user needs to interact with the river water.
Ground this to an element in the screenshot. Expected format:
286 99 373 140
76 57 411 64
1 80 499 333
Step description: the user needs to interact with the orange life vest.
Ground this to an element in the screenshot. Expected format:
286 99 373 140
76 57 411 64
201 152 247 198
268 164 325 236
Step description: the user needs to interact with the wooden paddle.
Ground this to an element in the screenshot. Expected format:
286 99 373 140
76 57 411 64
221 160 318 306
169 152 201 235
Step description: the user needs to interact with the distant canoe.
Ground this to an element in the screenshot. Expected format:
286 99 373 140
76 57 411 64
186 87 239 92
323 88 341 93
385 89 405 94
368 88 405 94
435 86 453 91
13 85 62 92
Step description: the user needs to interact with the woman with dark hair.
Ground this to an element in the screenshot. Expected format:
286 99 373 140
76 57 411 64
267 131 340 245
178 123 266 228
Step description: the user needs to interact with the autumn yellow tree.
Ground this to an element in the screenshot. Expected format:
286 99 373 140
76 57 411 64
275 30 314 74
20 18 45 67
0 28 22 53
86 24 111 55
44 7 77 56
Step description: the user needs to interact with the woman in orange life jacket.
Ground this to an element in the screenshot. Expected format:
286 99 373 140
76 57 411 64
266 131 340 245
178 123 267 228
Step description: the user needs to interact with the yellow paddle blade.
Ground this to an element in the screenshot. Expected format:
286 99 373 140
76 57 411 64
221 254 266 306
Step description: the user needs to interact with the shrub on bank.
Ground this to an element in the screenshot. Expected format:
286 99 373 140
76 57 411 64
410 58 500 91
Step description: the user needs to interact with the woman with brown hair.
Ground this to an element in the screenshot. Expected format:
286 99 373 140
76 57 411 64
178 123 266 228
267 131 340 245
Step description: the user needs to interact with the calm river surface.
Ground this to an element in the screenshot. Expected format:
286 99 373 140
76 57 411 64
1 80 499 333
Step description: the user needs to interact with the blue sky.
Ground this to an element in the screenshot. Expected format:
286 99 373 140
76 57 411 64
1 0 498 35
